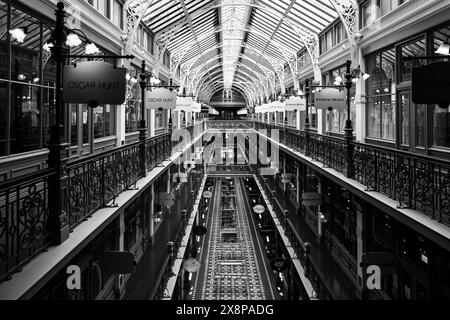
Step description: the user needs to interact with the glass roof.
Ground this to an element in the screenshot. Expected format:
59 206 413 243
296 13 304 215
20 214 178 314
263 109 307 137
142 0 340 102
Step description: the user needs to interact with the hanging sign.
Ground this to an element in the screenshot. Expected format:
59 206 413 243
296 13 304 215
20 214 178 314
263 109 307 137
285 96 306 112
159 192 175 207
192 102 202 113
314 88 346 110
176 97 194 111
302 192 322 206
63 61 127 106
193 225 207 236
412 62 450 108
270 258 289 272
203 191 213 199
146 87 177 109
253 205 265 214
281 173 294 184
183 259 201 273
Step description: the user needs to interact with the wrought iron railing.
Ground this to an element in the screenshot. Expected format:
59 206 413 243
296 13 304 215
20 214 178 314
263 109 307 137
353 142 450 227
67 143 141 229
146 132 172 172
253 120 450 228
309 133 346 172
0 169 56 282
253 172 331 300
154 170 204 300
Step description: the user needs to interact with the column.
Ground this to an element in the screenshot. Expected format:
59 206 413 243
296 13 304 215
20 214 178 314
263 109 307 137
355 47 366 143
296 163 301 207
296 110 301 131
149 183 155 243
317 177 323 239
355 200 365 295
150 109 156 137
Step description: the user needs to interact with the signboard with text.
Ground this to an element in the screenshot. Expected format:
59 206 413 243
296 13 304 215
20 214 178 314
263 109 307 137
63 61 127 106
314 88 346 110
412 62 450 108
285 96 306 111
146 88 177 110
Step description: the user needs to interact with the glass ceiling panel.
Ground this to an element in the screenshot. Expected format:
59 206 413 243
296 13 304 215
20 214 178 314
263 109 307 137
142 0 340 100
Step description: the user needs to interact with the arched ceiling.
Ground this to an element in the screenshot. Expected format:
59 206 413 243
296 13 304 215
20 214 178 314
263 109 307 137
141 0 349 105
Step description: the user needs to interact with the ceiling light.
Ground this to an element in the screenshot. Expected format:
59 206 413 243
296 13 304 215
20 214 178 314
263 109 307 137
335 76 343 83
9 28 28 43
85 42 101 55
435 39 450 55
362 73 370 80
33 76 40 83
66 32 82 47
18 74 26 81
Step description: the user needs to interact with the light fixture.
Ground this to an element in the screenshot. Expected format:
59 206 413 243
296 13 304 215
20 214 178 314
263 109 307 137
33 75 40 83
85 41 101 55
65 32 82 47
362 72 370 80
9 27 28 43
130 77 138 84
384 87 390 93
17 74 26 81
335 75 343 83
150 76 161 85
126 73 131 81
435 36 450 56
43 41 54 52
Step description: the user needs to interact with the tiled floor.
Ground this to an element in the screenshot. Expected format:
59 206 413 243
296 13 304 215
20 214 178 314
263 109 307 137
192 177 276 300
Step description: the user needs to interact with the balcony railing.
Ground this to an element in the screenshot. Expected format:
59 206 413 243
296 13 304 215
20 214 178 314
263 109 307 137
0 169 56 282
253 121 450 227
353 142 450 226
0 122 206 283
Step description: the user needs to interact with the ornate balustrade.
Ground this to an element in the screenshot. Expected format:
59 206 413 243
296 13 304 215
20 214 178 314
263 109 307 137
253 120 450 228
67 143 141 229
0 169 56 282
353 142 450 227
309 133 346 172
253 171 331 300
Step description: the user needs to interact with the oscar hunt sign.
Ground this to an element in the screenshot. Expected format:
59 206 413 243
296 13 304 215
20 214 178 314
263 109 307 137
63 61 127 106
146 87 177 109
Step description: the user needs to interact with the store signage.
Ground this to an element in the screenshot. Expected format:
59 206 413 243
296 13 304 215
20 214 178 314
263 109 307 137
192 102 202 113
101 251 135 275
193 225 207 236
270 258 289 272
183 259 201 273
203 191 213 199
302 192 322 206
146 87 177 109
281 173 294 184
159 192 175 207
253 205 266 214
63 61 127 106
176 96 194 111
412 62 450 108
285 96 306 111
361 252 396 290
314 88 346 110
260 227 274 235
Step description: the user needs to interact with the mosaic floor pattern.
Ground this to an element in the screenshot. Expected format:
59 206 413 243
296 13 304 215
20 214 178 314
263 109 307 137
192 177 276 300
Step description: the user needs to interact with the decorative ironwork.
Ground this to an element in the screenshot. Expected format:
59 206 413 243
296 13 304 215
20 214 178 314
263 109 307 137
329 0 357 40
0 169 55 282
353 143 450 226
67 143 141 229
308 133 346 172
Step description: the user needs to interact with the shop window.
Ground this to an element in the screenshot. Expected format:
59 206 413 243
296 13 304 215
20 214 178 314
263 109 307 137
399 37 426 83
361 0 410 28
70 104 78 146
366 47 396 141
433 105 450 148
93 105 115 139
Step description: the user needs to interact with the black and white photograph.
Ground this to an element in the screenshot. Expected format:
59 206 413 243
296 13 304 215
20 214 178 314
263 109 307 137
0 0 449 315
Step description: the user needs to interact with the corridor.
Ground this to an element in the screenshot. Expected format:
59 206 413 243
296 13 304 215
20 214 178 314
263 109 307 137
191 177 278 300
